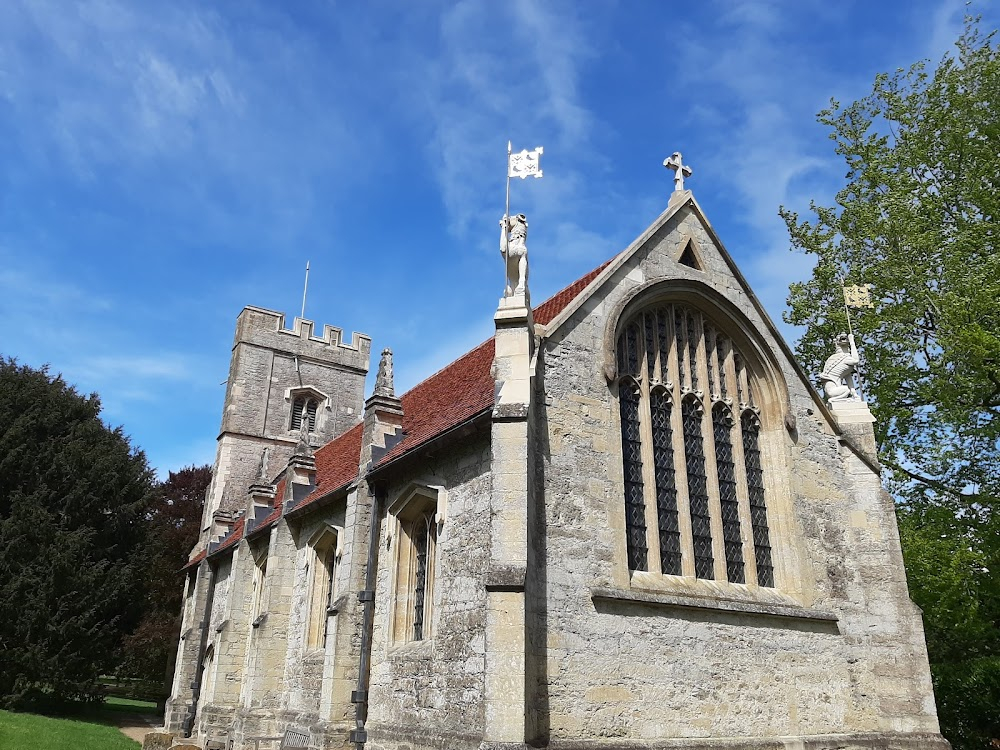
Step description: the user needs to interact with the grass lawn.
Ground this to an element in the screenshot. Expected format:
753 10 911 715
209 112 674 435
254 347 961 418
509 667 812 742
0 709 141 750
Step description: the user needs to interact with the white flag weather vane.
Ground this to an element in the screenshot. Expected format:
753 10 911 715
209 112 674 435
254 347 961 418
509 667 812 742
508 144 544 179
843 285 874 309
502 141 544 297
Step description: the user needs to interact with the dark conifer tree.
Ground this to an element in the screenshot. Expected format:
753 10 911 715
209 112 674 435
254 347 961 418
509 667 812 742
0 358 156 709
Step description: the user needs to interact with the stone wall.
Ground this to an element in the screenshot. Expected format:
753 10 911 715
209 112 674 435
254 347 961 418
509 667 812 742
280 503 349 719
204 306 370 523
366 432 492 750
531 203 941 744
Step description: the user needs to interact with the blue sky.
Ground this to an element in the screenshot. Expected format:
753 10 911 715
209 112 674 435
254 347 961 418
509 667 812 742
1 0 994 477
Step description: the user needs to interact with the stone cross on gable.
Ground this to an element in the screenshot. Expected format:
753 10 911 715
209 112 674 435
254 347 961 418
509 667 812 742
663 151 692 192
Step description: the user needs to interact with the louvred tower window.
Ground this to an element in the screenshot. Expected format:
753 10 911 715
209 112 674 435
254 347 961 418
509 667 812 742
291 395 318 432
616 302 775 587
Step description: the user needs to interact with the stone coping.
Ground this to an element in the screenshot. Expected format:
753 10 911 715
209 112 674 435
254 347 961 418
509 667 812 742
591 586 838 624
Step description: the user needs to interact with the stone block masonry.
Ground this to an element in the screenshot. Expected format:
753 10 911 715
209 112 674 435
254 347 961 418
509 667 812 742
203 306 371 527
163 189 946 750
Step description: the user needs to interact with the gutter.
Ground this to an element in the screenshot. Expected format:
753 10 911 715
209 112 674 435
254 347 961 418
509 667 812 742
350 482 385 750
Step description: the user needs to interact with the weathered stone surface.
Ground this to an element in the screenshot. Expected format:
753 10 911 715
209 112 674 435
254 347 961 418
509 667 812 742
140 731 174 750
167 193 945 750
532 201 940 742
206 306 371 523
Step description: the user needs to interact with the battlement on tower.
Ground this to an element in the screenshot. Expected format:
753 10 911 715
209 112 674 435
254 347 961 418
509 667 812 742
201 305 371 527
234 305 371 372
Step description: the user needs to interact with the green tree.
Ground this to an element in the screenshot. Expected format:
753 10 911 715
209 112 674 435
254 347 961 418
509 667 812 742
0 358 156 709
120 465 209 684
781 17 1000 749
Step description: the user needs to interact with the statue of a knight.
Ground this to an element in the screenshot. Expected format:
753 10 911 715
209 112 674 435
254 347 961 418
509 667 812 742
819 333 861 402
500 213 528 298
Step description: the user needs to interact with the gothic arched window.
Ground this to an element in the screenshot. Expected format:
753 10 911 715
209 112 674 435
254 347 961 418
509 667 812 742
616 303 775 586
306 530 339 650
389 491 440 643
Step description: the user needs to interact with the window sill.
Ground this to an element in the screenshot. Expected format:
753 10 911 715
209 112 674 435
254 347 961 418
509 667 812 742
591 583 838 625
302 649 326 664
387 638 434 660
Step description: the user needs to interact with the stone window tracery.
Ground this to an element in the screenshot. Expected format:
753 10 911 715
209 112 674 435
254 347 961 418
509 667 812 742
615 302 776 587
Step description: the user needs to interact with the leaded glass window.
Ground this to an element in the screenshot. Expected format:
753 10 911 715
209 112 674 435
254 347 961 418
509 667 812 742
412 511 434 641
713 403 744 583
620 381 647 570
306 531 338 650
742 411 774 587
390 493 438 643
615 302 776 587
651 390 681 575
683 397 714 579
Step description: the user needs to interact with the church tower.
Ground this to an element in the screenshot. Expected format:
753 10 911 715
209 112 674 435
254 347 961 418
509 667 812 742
200 305 371 541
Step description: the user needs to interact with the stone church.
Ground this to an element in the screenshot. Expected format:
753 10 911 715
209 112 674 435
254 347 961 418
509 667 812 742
155 171 947 750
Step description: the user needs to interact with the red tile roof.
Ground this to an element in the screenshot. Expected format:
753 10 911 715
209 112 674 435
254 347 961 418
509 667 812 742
292 422 363 514
185 549 207 569
203 260 613 562
534 260 611 326
215 516 246 552
379 338 495 464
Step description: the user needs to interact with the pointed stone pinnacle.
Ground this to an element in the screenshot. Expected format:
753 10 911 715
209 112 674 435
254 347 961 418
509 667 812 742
255 447 270 483
375 348 395 398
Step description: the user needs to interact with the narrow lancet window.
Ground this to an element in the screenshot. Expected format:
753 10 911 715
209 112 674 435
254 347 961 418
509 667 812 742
651 390 681 574
682 398 714 579
742 410 774 587
713 403 744 583
390 492 439 643
620 381 647 570
412 511 435 641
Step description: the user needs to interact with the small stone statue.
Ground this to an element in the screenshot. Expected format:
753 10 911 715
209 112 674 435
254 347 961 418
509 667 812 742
255 447 270 483
294 415 313 456
500 213 528 298
375 348 395 398
819 333 861 402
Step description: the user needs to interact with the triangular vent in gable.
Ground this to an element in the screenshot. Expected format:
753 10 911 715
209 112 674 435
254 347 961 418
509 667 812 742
677 237 703 270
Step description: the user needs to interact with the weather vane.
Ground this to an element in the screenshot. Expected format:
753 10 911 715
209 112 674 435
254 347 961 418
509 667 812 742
500 141 544 299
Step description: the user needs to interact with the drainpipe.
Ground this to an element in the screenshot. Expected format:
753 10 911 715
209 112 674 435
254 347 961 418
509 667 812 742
183 561 217 738
350 481 384 750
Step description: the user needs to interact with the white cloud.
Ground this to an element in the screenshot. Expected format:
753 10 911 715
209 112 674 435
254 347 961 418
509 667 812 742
394 0 618 250
926 0 968 60
668 1 848 341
